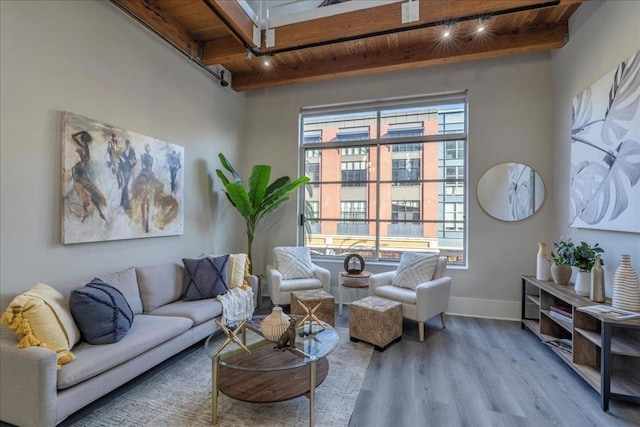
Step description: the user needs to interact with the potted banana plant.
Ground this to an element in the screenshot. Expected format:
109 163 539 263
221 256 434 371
215 153 309 273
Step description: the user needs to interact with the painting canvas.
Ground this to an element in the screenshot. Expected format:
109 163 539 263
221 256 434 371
570 50 640 233
62 112 184 243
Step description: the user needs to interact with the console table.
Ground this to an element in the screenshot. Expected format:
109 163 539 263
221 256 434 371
521 275 640 410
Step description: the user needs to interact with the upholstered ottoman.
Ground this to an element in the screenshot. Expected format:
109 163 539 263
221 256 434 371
349 296 402 351
290 289 335 327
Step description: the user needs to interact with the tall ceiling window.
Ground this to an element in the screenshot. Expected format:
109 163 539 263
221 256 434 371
299 92 468 265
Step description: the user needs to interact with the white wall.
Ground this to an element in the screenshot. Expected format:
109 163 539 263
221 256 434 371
551 0 640 295
0 1 246 305
244 53 557 319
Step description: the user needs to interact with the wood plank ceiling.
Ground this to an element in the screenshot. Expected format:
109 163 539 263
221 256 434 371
109 0 585 92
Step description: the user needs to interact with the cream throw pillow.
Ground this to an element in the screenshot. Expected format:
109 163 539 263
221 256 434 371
392 252 440 290
202 253 249 289
274 247 315 280
228 253 249 289
1 283 81 368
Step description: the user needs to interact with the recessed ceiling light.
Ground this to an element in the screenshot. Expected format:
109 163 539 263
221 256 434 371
263 58 271 67
477 25 485 33
443 29 450 38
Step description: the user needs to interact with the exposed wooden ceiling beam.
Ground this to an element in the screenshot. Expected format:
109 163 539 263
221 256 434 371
203 0 257 48
267 0 581 51
202 36 247 64
109 0 201 59
232 21 569 91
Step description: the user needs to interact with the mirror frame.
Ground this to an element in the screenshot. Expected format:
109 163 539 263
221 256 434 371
477 162 545 222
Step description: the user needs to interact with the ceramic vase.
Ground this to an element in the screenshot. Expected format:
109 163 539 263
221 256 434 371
590 255 605 303
551 264 572 285
536 243 550 281
574 270 590 296
612 254 640 312
262 306 290 342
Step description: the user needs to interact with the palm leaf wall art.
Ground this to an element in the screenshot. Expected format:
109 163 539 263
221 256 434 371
570 50 640 233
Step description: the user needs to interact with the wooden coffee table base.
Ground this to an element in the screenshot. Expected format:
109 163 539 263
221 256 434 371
218 357 329 403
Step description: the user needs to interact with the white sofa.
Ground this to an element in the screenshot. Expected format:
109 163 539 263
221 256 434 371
0 262 258 427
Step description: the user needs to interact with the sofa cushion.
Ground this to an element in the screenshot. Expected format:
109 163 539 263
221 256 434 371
97 267 143 315
149 299 223 326
280 277 323 292
391 252 439 290
274 247 314 280
0 283 81 368
182 256 229 301
57 314 193 389
70 279 134 345
136 263 184 313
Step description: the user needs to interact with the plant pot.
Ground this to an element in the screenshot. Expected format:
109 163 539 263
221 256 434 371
551 264 572 285
574 270 590 296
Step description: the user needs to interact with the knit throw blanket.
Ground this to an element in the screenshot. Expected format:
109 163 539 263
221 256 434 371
217 287 254 327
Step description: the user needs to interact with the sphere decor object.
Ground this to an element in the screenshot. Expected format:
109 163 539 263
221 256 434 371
612 254 640 312
262 306 290 342
590 254 605 303
344 254 365 274
536 243 550 281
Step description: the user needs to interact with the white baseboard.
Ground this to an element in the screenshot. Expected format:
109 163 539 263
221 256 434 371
446 296 521 321
325 286 521 321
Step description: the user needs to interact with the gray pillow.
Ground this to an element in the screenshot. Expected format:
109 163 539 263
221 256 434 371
182 256 229 301
70 278 134 344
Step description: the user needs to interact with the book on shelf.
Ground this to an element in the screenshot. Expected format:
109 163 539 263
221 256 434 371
577 305 640 320
542 338 573 353
549 310 573 325
550 305 573 318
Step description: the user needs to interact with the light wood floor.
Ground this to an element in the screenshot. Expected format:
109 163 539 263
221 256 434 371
18 301 639 427
334 307 640 427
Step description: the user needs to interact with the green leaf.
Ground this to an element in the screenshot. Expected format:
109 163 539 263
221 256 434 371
265 176 290 196
226 183 253 216
248 165 271 209
218 153 243 184
215 169 231 187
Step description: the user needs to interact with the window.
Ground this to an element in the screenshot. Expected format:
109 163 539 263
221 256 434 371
304 130 322 144
341 161 367 187
445 203 464 231
392 159 420 185
306 150 321 158
305 162 320 182
445 166 464 195
300 92 467 265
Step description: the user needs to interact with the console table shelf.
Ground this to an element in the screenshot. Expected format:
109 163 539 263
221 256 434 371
521 275 640 411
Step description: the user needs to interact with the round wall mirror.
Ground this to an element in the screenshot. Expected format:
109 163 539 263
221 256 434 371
477 162 545 222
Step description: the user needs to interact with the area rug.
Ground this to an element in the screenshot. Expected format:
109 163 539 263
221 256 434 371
71 327 372 427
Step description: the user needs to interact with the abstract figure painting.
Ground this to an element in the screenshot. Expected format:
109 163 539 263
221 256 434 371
62 112 184 243
570 50 640 233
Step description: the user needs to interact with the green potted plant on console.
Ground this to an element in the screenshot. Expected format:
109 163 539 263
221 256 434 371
572 241 604 296
550 238 574 286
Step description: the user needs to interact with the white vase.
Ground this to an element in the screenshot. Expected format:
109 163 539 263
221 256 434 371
574 270 590 296
536 243 550 281
262 306 290 342
612 254 640 312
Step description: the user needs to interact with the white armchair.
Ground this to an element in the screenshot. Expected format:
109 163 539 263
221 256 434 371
265 247 331 306
369 256 451 342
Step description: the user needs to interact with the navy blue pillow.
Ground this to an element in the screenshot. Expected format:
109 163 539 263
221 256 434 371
182 255 229 301
70 278 134 345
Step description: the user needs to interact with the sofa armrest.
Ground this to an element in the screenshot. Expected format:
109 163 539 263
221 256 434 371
0 334 59 427
265 265 283 306
312 265 331 294
246 275 259 308
415 277 451 321
368 271 396 296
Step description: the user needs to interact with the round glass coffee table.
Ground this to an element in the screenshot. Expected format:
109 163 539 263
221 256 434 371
204 315 339 426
